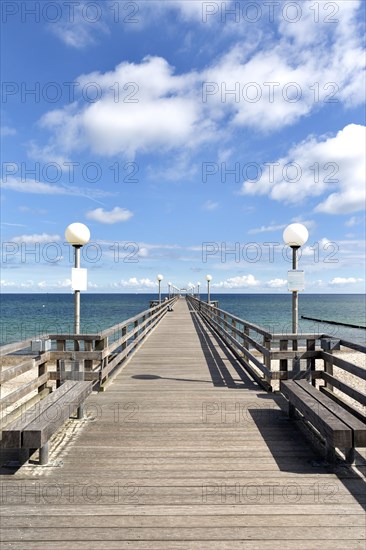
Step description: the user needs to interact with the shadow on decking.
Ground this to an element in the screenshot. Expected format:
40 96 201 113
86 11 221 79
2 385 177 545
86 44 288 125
247 404 366 511
189 309 257 390
131 374 213 383
188 305 366 511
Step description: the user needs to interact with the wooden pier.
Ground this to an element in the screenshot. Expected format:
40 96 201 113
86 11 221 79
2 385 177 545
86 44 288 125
1 298 365 549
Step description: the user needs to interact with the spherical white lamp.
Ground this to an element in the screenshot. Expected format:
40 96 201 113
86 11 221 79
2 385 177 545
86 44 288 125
206 274 212 304
157 274 163 304
283 223 309 248
282 223 309 343
64 222 90 339
65 223 90 246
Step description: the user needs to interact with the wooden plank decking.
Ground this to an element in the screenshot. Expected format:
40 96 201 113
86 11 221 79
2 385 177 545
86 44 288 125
1 298 365 549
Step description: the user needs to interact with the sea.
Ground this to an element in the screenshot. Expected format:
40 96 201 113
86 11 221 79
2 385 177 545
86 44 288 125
1 293 365 346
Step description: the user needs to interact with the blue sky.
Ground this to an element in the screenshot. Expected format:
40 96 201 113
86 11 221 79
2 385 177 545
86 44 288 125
1 0 365 293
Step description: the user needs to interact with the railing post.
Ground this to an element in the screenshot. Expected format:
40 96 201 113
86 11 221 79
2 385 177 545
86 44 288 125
279 339 288 381
38 351 48 394
95 337 108 383
231 319 237 345
324 354 334 392
134 320 139 343
122 326 127 352
306 339 316 386
292 336 300 375
243 326 250 350
84 340 93 377
56 339 66 388
141 314 146 340
263 336 272 388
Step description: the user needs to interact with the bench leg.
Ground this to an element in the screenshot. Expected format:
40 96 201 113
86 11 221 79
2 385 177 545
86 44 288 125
345 447 355 464
77 404 84 420
19 448 29 464
326 444 336 463
288 402 296 419
39 442 49 465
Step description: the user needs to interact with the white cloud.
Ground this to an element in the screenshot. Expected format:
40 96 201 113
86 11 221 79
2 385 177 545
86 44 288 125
1 176 112 203
202 1 365 130
135 0 216 26
330 277 363 285
113 277 156 289
27 141 69 166
1 279 73 290
86 207 133 224
242 124 366 214
1 126 16 137
40 56 212 158
1 177 68 195
1 279 16 287
36 0 365 162
267 278 287 288
202 200 218 211
302 238 332 257
88 282 99 289
49 2 109 48
345 216 359 227
248 223 286 235
165 1 207 20
12 233 61 244
213 274 260 288
1 222 26 227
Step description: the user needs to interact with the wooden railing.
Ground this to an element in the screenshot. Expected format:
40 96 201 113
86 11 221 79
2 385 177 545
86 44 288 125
187 296 366 419
187 295 274 391
0 297 178 430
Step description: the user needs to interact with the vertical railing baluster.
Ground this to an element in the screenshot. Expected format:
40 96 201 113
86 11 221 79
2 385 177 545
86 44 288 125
263 336 271 388
279 339 288 381
307 339 316 386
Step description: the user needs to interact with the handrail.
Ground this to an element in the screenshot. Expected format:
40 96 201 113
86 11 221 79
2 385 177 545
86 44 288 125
0 296 179 428
187 295 366 417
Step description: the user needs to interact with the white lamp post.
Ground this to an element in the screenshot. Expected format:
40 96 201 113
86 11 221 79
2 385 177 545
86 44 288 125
197 282 201 299
206 274 212 304
157 274 164 303
283 223 309 340
65 223 90 336
168 281 172 299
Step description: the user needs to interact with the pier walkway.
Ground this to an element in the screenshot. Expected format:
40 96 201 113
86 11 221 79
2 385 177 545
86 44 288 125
1 299 365 549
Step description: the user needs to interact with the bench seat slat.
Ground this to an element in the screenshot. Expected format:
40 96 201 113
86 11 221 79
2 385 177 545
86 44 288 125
22 381 93 449
280 380 352 448
296 380 366 447
1 381 78 448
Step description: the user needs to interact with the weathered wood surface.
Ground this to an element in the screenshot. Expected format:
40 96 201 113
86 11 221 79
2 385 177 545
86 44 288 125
280 380 352 448
296 380 366 446
1 299 365 549
22 381 93 449
1 381 77 448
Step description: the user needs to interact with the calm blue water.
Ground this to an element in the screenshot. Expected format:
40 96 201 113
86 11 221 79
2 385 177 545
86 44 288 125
212 294 366 344
1 293 365 346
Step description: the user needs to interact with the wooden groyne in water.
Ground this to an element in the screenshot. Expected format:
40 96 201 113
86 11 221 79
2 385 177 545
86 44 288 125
301 315 366 330
0 296 365 549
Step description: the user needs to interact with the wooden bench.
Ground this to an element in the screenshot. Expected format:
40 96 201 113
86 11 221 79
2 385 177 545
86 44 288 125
280 379 366 463
1 380 93 465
